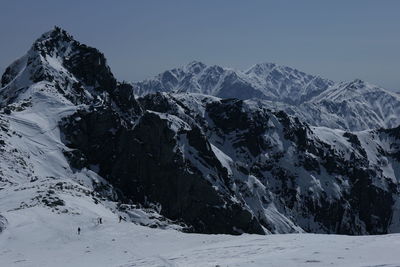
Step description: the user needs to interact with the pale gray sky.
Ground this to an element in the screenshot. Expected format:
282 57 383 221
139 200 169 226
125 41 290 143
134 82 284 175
1 0 399 90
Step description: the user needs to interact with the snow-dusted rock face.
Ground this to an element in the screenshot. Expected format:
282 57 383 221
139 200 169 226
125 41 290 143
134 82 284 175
0 215 7 233
61 108 264 234
1 27 400 236
134 93 400 234
0 27 117 107
61 87 400 234
132 63 400 131
264 79 400 131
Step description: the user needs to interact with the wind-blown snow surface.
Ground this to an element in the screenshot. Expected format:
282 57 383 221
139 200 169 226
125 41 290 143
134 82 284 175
1 207 400 267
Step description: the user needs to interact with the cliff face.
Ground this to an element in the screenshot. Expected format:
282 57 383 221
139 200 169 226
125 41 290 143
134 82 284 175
60 91 400 235
60 106 264 234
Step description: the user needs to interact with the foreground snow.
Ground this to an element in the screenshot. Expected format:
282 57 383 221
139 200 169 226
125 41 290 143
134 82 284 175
1 207 400 267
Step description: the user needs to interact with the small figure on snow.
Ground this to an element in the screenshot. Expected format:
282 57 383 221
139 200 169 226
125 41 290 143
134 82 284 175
98 217 102 224
119 215 124 223
77 227 81 235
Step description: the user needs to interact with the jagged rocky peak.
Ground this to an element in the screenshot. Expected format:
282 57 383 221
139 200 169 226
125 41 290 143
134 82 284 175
34 26 116 92
0 27 117 106
184 60 207 74
0 26 73 87
5 26 115 88
245 62 320 79
345 79 367 90
245 62 278 76
245 62 324 87
32 26 75 56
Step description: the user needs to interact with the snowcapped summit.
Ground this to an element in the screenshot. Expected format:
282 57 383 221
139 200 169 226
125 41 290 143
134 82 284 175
350 78 365 86
259 78 400 131
38 26 72 39
245 62 277 75
32 26 75 54
0 26 116 107
184 60 207 73
132 61 232 96
244 62 334 104
312 78 400 103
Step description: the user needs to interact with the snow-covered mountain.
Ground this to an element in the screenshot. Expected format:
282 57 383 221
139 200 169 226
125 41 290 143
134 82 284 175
0 27 183 236
0 27 117 107
132 61 334 105
1 26 400 249
132 62 400 131
272 79 400 131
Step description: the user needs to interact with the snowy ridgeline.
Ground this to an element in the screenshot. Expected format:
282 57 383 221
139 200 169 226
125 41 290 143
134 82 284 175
132 62 400 132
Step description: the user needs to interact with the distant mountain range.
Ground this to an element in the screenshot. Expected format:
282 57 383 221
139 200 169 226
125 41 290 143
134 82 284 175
132 61 400 131
132 61 334 104
0 27 400 237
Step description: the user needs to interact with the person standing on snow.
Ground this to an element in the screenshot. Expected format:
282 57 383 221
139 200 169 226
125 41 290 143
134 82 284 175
77 227 81 235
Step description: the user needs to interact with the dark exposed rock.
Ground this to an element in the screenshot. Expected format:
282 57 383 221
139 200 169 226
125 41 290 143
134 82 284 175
61 107 264 235
0 215 7 233
206 99 269 156
35 27 117 93
132 93 400 235
113 82 142 114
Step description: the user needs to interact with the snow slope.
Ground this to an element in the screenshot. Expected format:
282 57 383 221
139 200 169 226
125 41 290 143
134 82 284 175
1 206 400 267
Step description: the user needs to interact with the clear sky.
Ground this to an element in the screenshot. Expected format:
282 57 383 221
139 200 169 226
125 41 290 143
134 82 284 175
0 0 399 90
